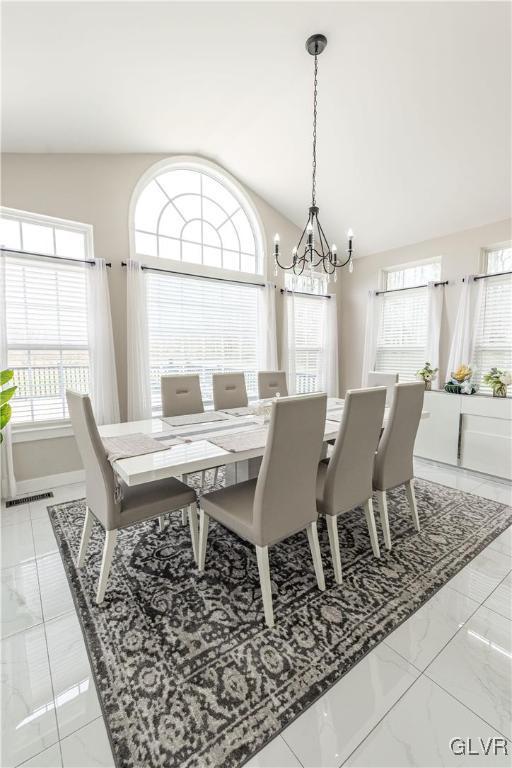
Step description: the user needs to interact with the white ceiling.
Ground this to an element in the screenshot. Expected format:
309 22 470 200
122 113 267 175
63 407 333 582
1 1 510 256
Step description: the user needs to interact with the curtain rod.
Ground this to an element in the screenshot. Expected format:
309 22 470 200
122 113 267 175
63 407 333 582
375 280 448 296
0 247 111 267
463 270 512 282
120 261 266 288
280 288 331 299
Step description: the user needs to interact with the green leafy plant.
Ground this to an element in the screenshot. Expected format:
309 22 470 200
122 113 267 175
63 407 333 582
0 369 16 444
483 367 512 397
416 362 438 383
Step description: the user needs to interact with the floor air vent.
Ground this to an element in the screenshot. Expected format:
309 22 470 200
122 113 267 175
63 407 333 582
6 491 54 508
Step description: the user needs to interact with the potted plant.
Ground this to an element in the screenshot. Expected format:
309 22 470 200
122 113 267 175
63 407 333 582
483 368 512 398
416 362 438 391
0 369 16 443
444 364 478 395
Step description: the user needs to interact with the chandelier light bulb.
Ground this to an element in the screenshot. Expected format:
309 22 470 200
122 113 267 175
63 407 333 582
306 221 313 234
347 228 354 239
274 233 280 244
331 243 337 253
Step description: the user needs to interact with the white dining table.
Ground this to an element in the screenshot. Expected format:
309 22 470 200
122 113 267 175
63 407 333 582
98 398 429 487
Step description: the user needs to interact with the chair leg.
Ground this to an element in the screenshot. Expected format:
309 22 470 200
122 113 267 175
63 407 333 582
326 514 342 584
96 529 118 604
255 545 274 628
377 490 392 550
77 507 94 568
306 521 326 591
363 498 381 558
158 515 166 532
181 474 189 525
197 509 209 571
405 479 420 532
188 503 199 563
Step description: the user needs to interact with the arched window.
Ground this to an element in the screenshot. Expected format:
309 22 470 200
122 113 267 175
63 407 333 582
133 158 263 275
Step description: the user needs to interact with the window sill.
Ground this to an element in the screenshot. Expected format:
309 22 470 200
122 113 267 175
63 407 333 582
12 422 74 444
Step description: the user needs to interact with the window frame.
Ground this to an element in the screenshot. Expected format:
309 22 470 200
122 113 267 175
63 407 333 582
129 156 267 283
374 257 442 382
1 206 94 437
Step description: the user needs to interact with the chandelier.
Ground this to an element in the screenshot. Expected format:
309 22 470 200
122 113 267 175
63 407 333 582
274 33 354 281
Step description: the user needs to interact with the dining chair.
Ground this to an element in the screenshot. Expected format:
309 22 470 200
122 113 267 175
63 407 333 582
368 371 399 406
257 371 288 399
67 390 198 604
161 374 219 506
198 393 327 628
373 382 425 550
316 387 386 584
212 372 248 410
161 374 204 417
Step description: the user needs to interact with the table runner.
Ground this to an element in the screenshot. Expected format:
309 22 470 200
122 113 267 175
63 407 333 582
161 411 230 427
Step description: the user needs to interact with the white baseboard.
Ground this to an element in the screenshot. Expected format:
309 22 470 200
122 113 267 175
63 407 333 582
15 470 85 496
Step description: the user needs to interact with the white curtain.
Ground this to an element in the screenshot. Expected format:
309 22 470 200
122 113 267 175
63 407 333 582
425 281 444 388
361 290 384 385
126 259 152 421
0 257 17 499
257 282 278 370
87 259 120 425
321 294 339 396
446 275 481 381
282 290 297 394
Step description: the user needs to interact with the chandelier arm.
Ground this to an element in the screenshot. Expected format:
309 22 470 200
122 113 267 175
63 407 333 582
275 254 299 270
316 217 331 255
335 251 352 268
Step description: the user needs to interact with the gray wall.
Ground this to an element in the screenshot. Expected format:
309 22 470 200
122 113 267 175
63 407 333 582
1 153 301 481
336 218 512 395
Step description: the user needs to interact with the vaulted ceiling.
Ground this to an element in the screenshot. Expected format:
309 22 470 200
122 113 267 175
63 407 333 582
2 1 510 256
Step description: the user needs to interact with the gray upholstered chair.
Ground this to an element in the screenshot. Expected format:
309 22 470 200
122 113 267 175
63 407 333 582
212 372 248 411
373 382 425 550
316 387 386 583
67 390 198 604
161 374 204 417
198 394 327 628
368 371 399 406
257 371 288 399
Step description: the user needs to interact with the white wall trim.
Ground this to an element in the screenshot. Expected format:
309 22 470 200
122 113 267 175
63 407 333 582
12 423 74 443
15 470 85 496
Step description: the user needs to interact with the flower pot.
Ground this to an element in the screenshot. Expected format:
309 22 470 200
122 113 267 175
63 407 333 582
493 385 507 398
425 381 431 391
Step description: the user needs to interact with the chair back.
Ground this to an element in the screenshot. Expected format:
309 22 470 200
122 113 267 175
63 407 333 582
161 374 204 417
212 372 248 410
323 387 386 516
254 394 327 545
373 382 425 491
368 371 399 406
258 371 288 399
66 390 119 530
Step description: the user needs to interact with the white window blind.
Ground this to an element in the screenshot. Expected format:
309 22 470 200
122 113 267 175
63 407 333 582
146 271 260 412
472 251 512 393
375 287 429 382
5 256 89 423
287 293 325 394
1 209 91 424
374 261 441 382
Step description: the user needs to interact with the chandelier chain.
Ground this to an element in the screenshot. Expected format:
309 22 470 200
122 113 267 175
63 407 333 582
312 53 318 207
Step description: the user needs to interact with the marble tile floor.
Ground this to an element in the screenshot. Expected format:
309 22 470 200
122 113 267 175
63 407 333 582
1 460 510 768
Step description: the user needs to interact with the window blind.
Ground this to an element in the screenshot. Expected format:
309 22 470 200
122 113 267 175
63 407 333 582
288 293 325 393
146 270 260 412
375 286 429 382
5 255 89 423
473 272 512 393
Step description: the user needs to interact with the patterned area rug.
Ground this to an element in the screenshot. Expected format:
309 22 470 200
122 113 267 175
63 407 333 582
49 479 511 768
